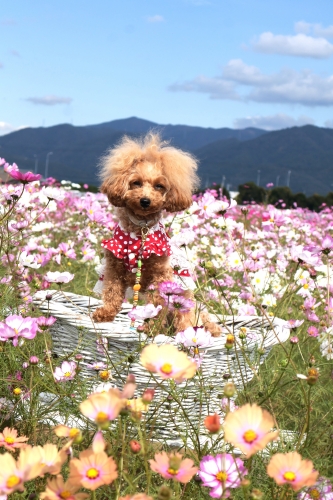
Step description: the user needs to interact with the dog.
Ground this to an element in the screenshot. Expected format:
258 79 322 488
92 133 221 336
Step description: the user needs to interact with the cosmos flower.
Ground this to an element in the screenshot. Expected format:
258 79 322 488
175 326 213 348
223 403 279 457
79 390 125 426
128 304 162 321
40 475 89 500
0 315 38 346
68 449 118 490
45 271 74 283
140 344 197 382
149 451 198 483
267 452 318 491
199 453 247 498
0 427 28 452
54 361 77 382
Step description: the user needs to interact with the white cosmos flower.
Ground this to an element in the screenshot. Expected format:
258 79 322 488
45 271 74 283
19 251 41 269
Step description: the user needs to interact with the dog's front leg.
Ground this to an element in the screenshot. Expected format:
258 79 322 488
93 252 128 323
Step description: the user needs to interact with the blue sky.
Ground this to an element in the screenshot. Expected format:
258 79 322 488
1 0 333 135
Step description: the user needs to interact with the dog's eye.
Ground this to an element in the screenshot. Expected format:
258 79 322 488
132 181 142 187
155 184 165 190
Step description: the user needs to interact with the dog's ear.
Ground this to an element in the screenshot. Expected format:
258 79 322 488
100 176 128 207
163 188 193 213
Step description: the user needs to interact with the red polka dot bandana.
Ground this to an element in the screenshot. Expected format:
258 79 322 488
101 223 172 272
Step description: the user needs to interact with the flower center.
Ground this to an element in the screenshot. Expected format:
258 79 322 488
161 363 173 374
5 436 14 445
96 411 109 424
309 489 320 499
303 284 309 289
216 471 228 482
243 429 258 443
192 337 197 343
69 428 80 439
6 475 20 488
60 491 72 499
283 471 296 482
167 468 179 475
86 468 99 479
13 388 21 395
64 371 71 377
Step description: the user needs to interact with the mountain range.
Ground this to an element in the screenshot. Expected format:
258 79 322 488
0 116 332 194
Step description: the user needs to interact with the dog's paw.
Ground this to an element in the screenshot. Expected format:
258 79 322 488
92 307 116 323
205 321 222 337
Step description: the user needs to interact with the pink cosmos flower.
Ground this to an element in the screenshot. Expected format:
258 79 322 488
175 326 213 348
0 427 28 452
79 390 125 426
149 451 198 483
40 475 89 500
7 169 42 183
45 271 74 283
0 315 38 346
128 304 162 321
284 319 304 330
298 477 333 500
307 326 319 337
158 281 184 298
36 316 57 330
167 295 195 313
199 453 247 498
223 403 279 457
54 361 77 382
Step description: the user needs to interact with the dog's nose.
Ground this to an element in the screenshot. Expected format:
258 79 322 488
140 197 151 208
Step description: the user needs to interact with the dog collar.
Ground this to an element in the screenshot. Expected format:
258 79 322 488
126 212 157 228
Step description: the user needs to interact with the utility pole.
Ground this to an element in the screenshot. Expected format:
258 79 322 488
287 170 291 188
45 152 53 179
257 170 261 186
276 175 280 187
34 155 38 174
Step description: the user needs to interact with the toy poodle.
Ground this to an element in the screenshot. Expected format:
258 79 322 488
92 132 220 336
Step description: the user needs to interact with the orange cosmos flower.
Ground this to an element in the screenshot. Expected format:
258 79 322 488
149 451 198 483
40 475 88 500
140 344 197 382
223 403 279 457
53 425 82 443
0 451 37 495
68 449 118 490
0 427 28 452
79 390 125 427
267 452 318 491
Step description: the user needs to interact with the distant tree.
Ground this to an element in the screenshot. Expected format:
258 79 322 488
324 192 333 207
307 194 326 211
293 192 308 208
268 187 293 208
236 182 265 204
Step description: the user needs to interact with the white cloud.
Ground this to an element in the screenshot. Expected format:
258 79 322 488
325 119 333 128
26 95 73 106
0 122 28 136
234 114 315 131
295 21 333 39
169 59 333 106
169 75 240 100
253 32 333 58
146 15 164 23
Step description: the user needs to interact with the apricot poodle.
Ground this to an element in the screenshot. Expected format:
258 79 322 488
92 132 220 335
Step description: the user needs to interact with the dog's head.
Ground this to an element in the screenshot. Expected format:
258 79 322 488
99 133 199 216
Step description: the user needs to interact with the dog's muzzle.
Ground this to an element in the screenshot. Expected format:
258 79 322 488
140 197 151 208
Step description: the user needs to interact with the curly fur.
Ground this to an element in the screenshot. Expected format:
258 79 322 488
92 132 221 336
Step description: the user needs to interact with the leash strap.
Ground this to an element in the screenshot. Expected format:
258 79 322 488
129 224 149 332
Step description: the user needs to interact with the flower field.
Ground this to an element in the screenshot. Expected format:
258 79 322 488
0 158 333 499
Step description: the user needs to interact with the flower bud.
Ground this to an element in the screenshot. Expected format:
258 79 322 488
251 489 264 499
129 440 141 454
99 370 111 381
204 413 221 433
13 387 22 396
307 367 319 385
223 382 236 398
157 486 172 500
142 388 155 404
29 356 39 365
225 334 235 349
